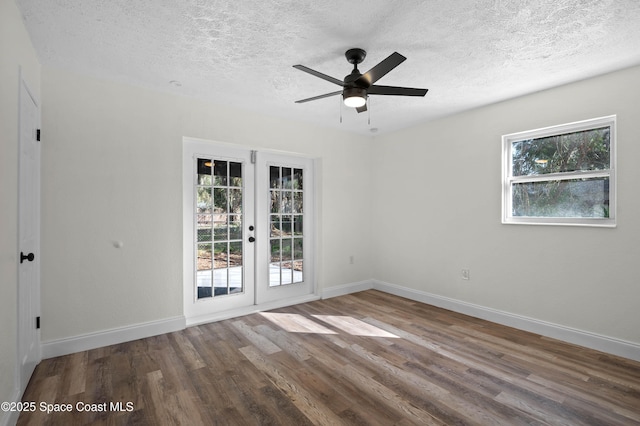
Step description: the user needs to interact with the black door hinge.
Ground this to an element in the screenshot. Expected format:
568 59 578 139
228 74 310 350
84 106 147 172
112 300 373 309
36 129 41 141
36 316 40 329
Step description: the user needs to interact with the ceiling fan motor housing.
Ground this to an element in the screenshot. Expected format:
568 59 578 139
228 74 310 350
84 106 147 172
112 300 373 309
343 68 369 105
343 86 367 104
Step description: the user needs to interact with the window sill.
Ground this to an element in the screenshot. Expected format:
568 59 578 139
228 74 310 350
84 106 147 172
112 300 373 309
502 217 616 227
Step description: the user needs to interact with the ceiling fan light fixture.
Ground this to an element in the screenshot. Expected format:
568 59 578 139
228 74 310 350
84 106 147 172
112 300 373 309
343 87 367 108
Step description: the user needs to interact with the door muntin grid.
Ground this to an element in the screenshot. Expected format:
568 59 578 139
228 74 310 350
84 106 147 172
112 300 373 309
269 166 304 287
196 158 244 299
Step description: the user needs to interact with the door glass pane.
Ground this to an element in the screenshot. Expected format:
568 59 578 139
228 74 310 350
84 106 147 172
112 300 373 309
214 270 228 295
213 215 228 240
269 237 281 285
197 226 212 242
283 168 292 190
228 241 243 293
270 239 280 263
214 161 227 186
197 187 212 213
293 215 303 235
282 263 293 285
214 242 228 268
269 263 280 287
270 215 280 237
293 261 303 283
229 271 243 293
229 215 242 239
282 238 292 261
293 192 303 213
270 166 280 189
197 243 213 298
214 188 227 213
197 243 212 271
196 157 244 299
197 214 212 242
281 215 292 236
229 241 242 266
294 238 303 259
229 162 242 187
229 189 242 214
293 168 303 190
197 158 212 185
270 191 280 213
282 192 292 213
214 242 229 295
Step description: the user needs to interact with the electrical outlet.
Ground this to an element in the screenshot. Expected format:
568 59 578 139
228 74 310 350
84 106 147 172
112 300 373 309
461 269 470 280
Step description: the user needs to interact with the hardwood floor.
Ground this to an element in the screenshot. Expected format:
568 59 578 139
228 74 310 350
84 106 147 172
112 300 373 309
19 290 640 425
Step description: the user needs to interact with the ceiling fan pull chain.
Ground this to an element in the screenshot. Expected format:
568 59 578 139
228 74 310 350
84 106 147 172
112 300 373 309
368 98 371 125
339 96 343 123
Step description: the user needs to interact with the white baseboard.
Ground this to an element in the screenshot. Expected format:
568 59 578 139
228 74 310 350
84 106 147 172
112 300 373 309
0 388 20 426
321 280 374 299
41 316 186 359
372 279 640 362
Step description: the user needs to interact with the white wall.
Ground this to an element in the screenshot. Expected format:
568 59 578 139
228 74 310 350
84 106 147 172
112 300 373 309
372 65 640 346
40 68 373 343
0 0 41 422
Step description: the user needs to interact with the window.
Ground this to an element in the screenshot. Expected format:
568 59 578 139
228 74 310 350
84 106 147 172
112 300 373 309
502 116 616 227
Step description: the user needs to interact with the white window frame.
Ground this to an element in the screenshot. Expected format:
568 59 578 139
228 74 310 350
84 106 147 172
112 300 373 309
502 115 616 227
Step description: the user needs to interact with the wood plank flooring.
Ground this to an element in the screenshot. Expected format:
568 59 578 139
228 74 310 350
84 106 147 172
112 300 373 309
19 290 640 425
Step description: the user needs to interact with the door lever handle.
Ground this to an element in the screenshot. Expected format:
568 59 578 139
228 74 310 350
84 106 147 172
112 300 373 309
248 237 256 243
20 252 35 263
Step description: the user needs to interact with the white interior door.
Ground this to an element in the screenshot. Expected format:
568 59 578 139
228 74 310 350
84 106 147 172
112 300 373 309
18 77 41 392
183 140 316 324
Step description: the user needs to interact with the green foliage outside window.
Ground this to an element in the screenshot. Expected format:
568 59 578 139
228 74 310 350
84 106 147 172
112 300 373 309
510 127 611 218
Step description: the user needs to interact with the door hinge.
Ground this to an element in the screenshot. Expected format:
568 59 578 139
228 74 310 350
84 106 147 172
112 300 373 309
36 129 41 141
36 316 40 329
250 150 257 164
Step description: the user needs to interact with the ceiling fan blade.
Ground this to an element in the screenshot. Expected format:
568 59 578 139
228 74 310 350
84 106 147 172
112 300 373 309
293 65 343 86
356 104 367 114
295 90 342 103
357 52 406 86
368 85 428 97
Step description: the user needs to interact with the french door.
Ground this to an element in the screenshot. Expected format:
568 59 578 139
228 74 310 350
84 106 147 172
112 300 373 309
254 151 314 305
183 140 315 324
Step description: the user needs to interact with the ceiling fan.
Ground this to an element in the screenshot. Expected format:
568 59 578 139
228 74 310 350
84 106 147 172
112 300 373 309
293 48 428 113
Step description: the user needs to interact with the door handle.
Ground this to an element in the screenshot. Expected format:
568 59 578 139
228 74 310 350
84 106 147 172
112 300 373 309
20 252 35 264
248 237 256 243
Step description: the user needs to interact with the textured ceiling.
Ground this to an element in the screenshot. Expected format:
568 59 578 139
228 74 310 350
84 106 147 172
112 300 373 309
15 0 640 135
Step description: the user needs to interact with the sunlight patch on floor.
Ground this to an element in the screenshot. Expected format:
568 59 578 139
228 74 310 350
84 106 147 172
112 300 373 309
312 315 399 338
259 312 337 334
260 312 400 338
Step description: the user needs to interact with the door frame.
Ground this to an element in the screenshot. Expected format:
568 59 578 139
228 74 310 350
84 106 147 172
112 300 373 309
17 72 42 394
182 138 320 326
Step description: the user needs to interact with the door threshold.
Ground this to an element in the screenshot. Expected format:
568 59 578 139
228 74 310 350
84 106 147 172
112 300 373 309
185 294 320 327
